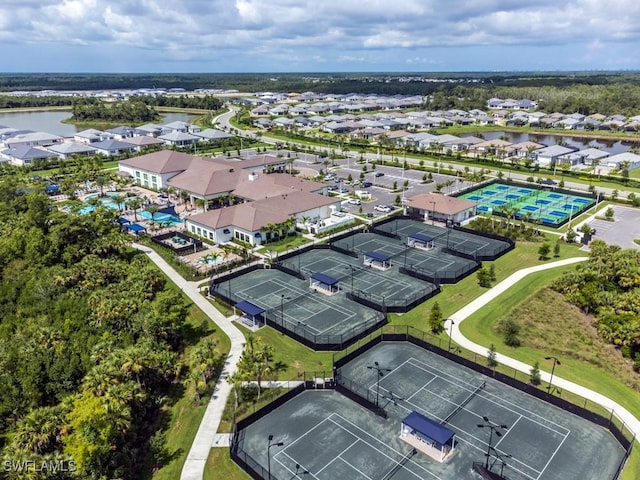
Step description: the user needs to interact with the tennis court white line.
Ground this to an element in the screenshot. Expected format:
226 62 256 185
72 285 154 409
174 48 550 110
380 358 568 477
327 414 442 480
331 457 373 480
381 388 540 480
275 450 321 480
405 376 438 402
315 438 360 477
406 358 569 436
493 416 521 451
536 430 570 480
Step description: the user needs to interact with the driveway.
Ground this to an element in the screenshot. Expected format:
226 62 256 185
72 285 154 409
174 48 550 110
589 205 640 249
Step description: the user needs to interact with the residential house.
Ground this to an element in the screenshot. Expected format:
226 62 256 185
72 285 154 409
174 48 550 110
1 145 57 166
91 139 136 157
533 145 577 166
46 141 97 159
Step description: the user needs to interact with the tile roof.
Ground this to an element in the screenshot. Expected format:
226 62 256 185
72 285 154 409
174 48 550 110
119 150 197 173
407 193 477 215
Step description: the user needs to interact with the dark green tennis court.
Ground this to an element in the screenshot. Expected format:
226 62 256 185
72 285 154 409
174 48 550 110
332 232 479 282
220 269 383 344
458 181 596 227
236 342 625 480
375 217 512 259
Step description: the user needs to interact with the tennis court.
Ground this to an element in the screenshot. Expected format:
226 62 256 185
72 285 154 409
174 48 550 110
335 232 479 282
372 218 512 260
295 248 436 302
222 269 382 340
458 182 596 227
234 341 625 480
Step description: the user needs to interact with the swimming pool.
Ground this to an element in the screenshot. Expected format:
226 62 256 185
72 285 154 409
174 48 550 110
139 210 183 226
79 192 140 215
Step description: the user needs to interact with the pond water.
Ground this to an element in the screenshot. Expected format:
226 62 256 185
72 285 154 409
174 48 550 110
0 110 199 137
474 131 637 155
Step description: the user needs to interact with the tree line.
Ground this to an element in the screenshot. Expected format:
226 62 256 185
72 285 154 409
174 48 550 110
551 241 640 367
0 176 223 478
70 98 159 123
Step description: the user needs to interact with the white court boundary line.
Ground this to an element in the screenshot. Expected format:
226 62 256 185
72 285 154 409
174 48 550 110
369 356 571 479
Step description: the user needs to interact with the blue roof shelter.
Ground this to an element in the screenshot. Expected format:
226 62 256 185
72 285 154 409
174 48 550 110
400 411 456 462
309 272 339 294
408 233 435 250
127 223 146 235
364 251 391 270
234 300 266 329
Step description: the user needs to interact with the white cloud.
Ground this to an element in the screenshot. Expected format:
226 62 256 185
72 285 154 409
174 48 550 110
1 0 640 71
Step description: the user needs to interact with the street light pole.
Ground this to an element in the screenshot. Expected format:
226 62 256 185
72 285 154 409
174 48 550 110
545 356 561 395
367 361 391 407
477 416 508 470
267 434 284 479
448 319 455 352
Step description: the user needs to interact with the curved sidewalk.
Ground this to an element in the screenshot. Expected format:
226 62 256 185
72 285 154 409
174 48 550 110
131 244 246 480
446 256 640 440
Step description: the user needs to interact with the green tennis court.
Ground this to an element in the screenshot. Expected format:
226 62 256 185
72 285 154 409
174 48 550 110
458 181 596 227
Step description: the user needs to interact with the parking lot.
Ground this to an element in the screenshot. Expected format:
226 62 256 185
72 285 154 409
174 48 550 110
290 153 476 218
589 205 640 250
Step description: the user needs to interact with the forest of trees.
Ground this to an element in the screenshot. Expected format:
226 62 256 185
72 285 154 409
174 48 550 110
136 94 223 111
70 98 159 123
552 241 640 363
0 177 218 478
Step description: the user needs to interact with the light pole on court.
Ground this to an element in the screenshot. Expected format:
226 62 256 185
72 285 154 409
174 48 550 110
545 356 561 395
477 416 508 470
267 434 284 479
447 318 455 352
280 294 290 326
367 361 391 407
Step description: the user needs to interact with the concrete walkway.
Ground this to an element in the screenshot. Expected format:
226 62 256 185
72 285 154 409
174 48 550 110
131 244 246 480
445 256 640 440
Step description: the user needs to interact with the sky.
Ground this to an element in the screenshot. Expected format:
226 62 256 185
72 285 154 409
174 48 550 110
2 0 640 73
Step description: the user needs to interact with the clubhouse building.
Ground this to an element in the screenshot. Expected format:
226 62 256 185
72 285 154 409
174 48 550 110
118 150 343 246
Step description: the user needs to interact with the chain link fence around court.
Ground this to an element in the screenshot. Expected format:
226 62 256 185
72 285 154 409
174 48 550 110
210 270 387 351
372 216 514 261
332 325 636 469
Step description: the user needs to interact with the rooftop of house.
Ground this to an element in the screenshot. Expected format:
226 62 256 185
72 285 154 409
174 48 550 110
406 193 477 215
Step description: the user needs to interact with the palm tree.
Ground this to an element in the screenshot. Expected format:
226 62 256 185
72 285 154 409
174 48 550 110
146 205 161 229
128 197 144 221
94 175 109 197
111 193 127 213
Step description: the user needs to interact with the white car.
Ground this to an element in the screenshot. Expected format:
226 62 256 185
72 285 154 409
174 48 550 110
347 198 361 205
374 205 392 213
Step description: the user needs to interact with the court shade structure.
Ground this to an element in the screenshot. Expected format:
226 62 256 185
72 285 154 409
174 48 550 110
309 272 339 294
234 300 266 328
400 411 456 462
407 233 435 250
364 251 392 270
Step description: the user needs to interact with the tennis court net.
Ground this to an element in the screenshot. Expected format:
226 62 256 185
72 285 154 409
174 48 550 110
441 381 486 425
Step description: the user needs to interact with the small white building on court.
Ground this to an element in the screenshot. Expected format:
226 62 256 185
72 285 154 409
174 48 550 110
400 411 456 463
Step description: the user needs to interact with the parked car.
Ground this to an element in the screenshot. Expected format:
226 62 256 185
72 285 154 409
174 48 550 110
361 181 373 188
374 204 392 213
327 185 337 191
338 187 349 194
347 198 361 205
375 172 385 177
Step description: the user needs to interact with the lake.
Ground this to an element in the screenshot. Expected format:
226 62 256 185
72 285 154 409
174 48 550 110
0 110 199 137
476 131 637 155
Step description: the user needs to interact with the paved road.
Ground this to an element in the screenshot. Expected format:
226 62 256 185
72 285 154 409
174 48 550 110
446 257 640 440
216 107 637 200
131 244 246 480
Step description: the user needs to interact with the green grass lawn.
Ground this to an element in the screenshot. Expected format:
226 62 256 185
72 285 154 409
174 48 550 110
151 302 231 480
205 449 249 480
390 241 587 329
457 265 640 480
255 234 312 254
